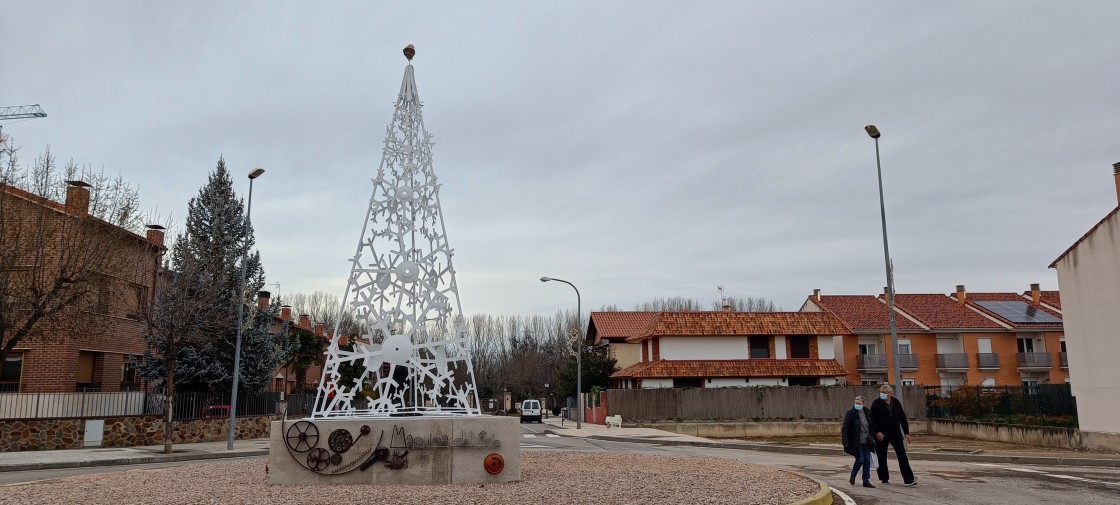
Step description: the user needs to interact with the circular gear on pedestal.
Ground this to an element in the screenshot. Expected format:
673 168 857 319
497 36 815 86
307 448 330 471
328 429 354 453
285 421 319 453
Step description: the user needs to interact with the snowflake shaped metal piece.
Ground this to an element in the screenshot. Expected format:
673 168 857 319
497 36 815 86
311 63 480 419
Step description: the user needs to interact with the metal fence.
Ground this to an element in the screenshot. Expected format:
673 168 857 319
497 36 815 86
924 384 1077 420
0 390 294 421
606 386 928 423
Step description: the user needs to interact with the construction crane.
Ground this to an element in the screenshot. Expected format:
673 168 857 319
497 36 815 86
0 104 48 144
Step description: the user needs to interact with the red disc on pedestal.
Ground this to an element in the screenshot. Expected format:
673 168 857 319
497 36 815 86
483 453 504 474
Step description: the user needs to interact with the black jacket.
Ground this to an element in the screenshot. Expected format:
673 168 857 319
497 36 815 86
869 396 909 440
841 407 877 453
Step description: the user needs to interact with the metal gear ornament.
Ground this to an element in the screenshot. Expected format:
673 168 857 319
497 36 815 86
312 47 481 419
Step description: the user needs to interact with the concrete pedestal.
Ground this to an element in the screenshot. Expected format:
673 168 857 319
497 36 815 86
268 416 520 485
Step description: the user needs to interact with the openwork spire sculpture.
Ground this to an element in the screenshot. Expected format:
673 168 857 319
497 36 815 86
312 47 480 418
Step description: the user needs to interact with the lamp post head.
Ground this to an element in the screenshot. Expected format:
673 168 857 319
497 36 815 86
249 167 266 179
864 125 881 139
540 277 552 283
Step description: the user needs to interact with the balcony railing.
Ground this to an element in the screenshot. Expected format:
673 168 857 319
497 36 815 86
977 353 1000 369
896 354 919 371
1060 352 1068 369
857 354 887 370
1017 352 1052 369
936 353 970 369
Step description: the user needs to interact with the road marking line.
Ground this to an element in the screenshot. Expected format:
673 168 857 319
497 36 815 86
546 434 560 438
832 489 856 505
1049 475 1089 481
1007 468 1046 474
520 444 548 448
522 434 536 438
974 463 1006 468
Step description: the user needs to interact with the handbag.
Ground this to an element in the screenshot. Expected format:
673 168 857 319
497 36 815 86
869 451 879 470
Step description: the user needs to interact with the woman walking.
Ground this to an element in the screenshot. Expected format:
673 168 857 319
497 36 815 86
842 395 878 488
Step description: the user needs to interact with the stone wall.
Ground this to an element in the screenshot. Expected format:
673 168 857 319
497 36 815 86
1 415 274 452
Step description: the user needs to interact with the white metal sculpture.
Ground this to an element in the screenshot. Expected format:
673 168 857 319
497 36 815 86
312 46 480 418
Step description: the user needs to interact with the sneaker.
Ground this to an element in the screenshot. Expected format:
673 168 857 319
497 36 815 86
863 482 876 488
904 481 917 487
880 481 890 485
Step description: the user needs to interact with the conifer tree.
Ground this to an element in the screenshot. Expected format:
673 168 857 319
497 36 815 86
139 157 290 393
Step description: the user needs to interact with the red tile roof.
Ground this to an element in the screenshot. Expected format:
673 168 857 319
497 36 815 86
964 292 1063 329
588 312 660 342
811 295 925 332
892 294 1006 329
611 359 848 379
627 312 851 342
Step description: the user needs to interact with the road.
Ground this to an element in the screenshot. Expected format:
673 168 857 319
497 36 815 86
3 424 1118 504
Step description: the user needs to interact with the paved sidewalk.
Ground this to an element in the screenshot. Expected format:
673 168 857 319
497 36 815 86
3 416 1119 474
0 439 269 472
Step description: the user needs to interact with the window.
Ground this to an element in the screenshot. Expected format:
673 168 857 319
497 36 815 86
898 340 912 355
1060 339 1066 353
126 284 148 320
673 378 703 388
749 336 770 359
858 343 877 355
1017 337 1036 353
0 353 23 392
1 268 33 310
861 379 880 386
902 378 915 386
789 336 811 359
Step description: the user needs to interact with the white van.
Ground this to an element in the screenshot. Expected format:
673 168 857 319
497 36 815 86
519 399 542 423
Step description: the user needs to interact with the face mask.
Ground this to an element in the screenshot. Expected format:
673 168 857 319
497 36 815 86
854 404 863 410
880 393 889 400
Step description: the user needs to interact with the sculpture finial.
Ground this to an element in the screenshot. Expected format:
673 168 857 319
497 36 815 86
403 44 416 61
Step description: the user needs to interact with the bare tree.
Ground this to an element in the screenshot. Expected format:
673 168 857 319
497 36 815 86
1 143 158 365
284 289 362 337
139 255 225 454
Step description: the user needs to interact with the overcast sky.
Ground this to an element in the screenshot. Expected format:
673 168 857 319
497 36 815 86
4 1 1119 317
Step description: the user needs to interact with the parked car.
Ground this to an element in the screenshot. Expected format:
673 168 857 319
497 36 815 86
519 399 542 423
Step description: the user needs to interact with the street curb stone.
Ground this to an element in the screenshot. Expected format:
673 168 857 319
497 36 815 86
0 449 269 473
786 475 833 505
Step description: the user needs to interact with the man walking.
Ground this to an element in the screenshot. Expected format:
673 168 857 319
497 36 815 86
870 384 916 486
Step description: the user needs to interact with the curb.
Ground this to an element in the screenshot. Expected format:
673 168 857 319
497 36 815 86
0 449 269 473
787 475 833 505
579 434 1120 468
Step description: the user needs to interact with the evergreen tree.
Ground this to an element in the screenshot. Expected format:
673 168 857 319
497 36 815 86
139 157 289 392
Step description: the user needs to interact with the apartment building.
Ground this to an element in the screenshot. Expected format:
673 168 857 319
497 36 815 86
801 285 1067 388
605 310 851 389
1050 163 1120 449
0 181 165 393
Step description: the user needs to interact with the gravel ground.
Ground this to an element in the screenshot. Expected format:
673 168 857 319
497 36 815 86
0 451 820 505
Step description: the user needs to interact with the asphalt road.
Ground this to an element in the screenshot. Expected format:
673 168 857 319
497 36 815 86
3 424 1118 504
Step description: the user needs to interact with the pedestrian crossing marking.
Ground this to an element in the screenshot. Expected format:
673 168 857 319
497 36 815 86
522 434 536 438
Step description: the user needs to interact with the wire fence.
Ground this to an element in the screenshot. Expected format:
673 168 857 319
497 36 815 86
0 390 310 421
924 384 1077 424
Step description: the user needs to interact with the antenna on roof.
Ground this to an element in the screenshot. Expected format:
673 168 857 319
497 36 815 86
718 285 726 307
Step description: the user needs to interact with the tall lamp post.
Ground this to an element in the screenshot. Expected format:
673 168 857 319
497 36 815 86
864 125 903 391
540 276 581 429
227 167 265 450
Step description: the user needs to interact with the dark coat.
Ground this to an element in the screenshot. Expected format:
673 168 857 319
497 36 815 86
870 396 910 440
841 407 877 455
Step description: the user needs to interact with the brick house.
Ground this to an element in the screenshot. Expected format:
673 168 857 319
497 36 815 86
801 284 1067 388
268 304 334 394
1 181 165 393
606 311 851 389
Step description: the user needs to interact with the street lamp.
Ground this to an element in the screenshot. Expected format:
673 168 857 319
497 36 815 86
864 125 903 391
540 276 581 429
228 167 265 450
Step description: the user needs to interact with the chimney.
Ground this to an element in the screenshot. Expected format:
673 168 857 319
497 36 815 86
1030 283 1041 305
314 322 325 335
813 289 821 302
1113 162 1120 206
145 224 165 246
257 290 271 309
280 305 292 321
956 285 966 306
722 303 731 312
299 314 311 329
64 180 92 216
